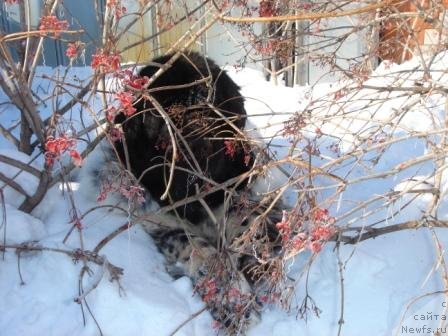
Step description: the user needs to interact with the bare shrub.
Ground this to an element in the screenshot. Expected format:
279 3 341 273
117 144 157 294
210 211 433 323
1 0 448 334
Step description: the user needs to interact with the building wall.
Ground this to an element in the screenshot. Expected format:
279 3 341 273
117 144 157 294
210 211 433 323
380 0 448 63
0 0 102 67
0 1 367 85
305 16 367 85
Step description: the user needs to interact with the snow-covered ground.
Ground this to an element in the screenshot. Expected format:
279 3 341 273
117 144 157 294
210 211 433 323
1 53 448 335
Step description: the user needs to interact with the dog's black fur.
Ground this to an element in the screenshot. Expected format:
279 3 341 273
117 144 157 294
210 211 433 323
114 52 251 223
108 52 279 331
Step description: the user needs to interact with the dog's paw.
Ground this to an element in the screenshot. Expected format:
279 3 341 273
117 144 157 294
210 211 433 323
194 269 262 333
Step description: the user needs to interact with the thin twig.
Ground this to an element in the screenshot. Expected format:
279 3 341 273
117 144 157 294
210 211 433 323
168 307 207 336
338 219 448 244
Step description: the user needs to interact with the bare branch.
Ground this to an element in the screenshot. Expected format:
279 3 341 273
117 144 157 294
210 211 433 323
221 0 393 23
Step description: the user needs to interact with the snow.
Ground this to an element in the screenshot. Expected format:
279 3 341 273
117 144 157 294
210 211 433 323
1 53 448 335
0 149 41 208
1 182 214 336
1 203 46 243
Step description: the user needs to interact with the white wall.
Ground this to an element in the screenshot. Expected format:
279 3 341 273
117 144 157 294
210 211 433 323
3 0 40 27
205 14 367 85
306 16 367 85
206 21 264 70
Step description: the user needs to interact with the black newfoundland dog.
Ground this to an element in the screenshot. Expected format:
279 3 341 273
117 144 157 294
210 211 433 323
96 52 281 332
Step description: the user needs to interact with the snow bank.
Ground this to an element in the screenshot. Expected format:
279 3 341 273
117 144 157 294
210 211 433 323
1 53 448 335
